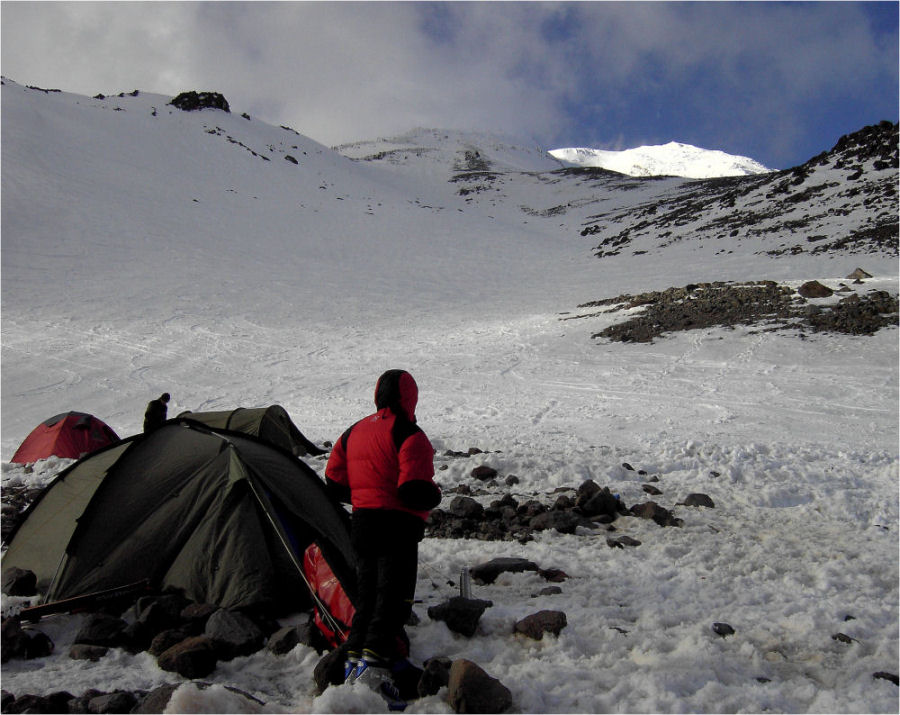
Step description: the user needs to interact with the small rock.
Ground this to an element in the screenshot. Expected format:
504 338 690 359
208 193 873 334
446 659 512 714
313 643 348 693
642 484 662 496
180 602 218 629
133 594 189 633
514 610 567 640
631 501 682 527
529 510 581 534
532 586 563 597
148 626 194 657
537 568 568 583
832 632 857 644
88 691 137 714
873 671 899 685
622 462 635 471
579 486 622 519
470 465 498 481
681 493 715 508
267 625 302 655
2 617 30 662
846 268 872 280
470 557 538 585
157 635 218 679
2 567 37 596
205 609 265 659
798 280 834 299
712 622 735 637
607 535 642 548
449 496 485 519
418 656 452 697
428 597 493 637
25 630 54 659
133 684 180 713
69 643 109 662
74 613 129 648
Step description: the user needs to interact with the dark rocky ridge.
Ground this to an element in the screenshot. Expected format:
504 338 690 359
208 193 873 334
567 279 899 343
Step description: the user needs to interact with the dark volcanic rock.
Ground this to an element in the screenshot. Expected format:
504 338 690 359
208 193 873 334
2 567 36 596
204 608 265 659
133 684 180 713
169 91 230 112
579 280 897 342
471 465 498 481
418 656 453 697
449 496 485 519
529 509 581 534
798 280 834 298
73 613 129 648
470 557 539 584
631 501 683 527
428 597 493 637
446 659 513 714
69 643 109 662
712 622 736 637
680 493 716 508
514 610 567 640
157 635 218 678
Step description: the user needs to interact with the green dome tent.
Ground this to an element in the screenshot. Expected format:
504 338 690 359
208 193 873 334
3 419 355 617
176 405 326 456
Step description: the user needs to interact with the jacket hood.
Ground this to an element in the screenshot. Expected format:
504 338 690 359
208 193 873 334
374 369 418 422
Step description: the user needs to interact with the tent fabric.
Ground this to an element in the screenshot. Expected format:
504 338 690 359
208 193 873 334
10 412 120 463
176 405 326 456
3 420 356 616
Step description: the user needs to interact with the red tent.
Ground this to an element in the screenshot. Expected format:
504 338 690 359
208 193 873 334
11 412 120 464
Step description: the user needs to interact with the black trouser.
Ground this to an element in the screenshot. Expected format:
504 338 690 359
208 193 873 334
346 509 423 662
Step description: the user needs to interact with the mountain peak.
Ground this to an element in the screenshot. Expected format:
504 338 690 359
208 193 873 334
548 141 772 179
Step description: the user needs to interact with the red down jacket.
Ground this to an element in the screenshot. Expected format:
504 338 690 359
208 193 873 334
325 370 440 519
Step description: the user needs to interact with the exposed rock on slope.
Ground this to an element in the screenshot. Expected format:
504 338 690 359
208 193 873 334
578 122 899 259
567 279 899 343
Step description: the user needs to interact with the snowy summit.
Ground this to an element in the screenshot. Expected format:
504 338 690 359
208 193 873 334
549 141 773 178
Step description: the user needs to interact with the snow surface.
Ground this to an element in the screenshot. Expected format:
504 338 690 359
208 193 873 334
549 142 773 178
1 79 897 713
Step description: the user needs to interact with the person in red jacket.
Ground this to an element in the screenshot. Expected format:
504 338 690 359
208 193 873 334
325 369 441 704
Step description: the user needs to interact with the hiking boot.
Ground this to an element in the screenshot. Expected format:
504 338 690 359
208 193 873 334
352 657 407 711
343 652 361 683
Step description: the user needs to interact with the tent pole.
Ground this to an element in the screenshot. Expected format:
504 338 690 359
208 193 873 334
244 472 347 641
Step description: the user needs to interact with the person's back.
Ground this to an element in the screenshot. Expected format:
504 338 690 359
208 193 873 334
325 369 440 707
143 393 170 433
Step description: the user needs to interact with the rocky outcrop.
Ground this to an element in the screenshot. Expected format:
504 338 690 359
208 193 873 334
571 280 898 343
169 91 230 113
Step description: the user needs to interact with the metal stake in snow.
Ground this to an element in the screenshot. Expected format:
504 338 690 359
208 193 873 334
459 567 472 599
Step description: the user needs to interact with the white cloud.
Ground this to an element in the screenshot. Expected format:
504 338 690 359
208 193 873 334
1 1 895 162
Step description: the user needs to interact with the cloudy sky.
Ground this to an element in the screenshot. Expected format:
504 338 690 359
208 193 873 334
2 1 897 169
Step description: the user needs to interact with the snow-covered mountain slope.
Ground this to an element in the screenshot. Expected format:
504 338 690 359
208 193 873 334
1 75 896 451
336 127 566 175
1 79 898 715
576 121 899 263
0 82 580 330
548 141 772 178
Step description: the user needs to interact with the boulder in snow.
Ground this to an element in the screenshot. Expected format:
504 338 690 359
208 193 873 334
428 596 493 637
446 659 512 714
514 610 567 640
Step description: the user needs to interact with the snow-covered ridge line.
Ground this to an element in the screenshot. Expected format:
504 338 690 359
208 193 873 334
549 141 773 179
